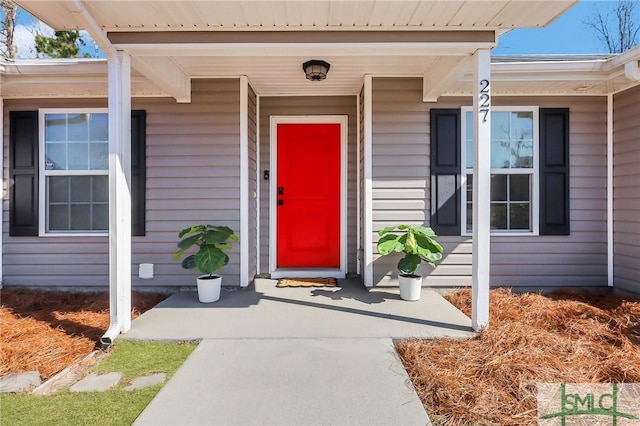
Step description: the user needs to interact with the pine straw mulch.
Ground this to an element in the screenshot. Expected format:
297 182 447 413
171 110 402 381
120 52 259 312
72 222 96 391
0 288 167 381
396 287 640 426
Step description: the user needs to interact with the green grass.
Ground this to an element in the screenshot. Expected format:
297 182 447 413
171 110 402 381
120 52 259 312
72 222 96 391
0 341 197 426
93 340 197 382
1 388 160 426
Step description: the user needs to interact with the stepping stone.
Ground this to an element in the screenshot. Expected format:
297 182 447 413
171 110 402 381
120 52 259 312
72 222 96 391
0 372 41 393
32 350 107 396
124 373 167 391
70 372 122 392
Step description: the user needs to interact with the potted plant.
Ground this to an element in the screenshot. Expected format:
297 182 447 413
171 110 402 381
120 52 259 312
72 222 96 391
173 224 238 303
376 224 444 301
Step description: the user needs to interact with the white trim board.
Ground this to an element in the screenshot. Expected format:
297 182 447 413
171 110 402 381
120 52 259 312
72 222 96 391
269 115 348 279
255 93 261 275
356 92 361 276
239 76 249 287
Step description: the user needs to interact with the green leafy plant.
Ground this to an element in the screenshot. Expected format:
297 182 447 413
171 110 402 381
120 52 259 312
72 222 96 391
35 30 89 58
173 225 238 277
376 224 444 277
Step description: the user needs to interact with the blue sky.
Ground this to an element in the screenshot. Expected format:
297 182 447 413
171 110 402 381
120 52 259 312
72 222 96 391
10 8 102 58
7 1 638 58
492 1 635 55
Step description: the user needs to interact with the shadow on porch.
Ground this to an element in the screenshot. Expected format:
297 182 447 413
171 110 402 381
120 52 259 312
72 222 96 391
121 278 474 341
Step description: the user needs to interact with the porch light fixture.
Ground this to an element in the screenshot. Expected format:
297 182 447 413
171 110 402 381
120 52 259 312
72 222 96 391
303 60 330 81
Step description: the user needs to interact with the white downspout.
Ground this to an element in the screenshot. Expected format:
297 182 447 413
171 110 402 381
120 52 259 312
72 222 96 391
607 93 614 287
74 0 131 346
624 60 640 81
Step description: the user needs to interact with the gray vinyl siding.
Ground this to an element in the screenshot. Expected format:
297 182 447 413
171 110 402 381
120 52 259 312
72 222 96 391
3 79 243 288
247 85 258 281
371 77 608 287
613 85 640 293
259 96 358 274
371 78 437 285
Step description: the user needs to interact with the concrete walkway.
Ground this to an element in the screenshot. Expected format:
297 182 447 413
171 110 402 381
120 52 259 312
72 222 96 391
129 279 474 425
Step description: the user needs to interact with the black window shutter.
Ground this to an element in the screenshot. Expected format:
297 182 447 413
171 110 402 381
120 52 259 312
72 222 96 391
539 108 570 235
430 109 461 235
131 110 146 236
9 111 39 236
9 110 146 237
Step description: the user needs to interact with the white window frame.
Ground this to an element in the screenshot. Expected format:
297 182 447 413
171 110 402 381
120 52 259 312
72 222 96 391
38 108 109 237
461 106 540 236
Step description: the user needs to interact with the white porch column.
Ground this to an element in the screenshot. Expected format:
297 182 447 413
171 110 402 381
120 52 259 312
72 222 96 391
471 49 491 330
363 75 373 287
107 51 132 336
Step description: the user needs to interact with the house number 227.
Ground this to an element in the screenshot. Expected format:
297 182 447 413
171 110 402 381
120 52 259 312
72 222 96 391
479 79 490 123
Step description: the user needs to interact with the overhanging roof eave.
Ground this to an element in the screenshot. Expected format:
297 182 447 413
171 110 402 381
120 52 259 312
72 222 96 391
13 0 579 33
3 49 639 98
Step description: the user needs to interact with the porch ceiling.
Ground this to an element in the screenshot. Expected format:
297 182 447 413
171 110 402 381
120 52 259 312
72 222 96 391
138 54 466 96
19 1 578 32
107 30 495 96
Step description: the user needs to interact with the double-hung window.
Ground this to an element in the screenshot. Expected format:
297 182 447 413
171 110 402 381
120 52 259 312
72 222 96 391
39 109 109 235
461 107 539 235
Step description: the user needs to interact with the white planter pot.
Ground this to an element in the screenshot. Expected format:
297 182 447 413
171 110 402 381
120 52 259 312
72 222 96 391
196 275 222 303
398 275 422 301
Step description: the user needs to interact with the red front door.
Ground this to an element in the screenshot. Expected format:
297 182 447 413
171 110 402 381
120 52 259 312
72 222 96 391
276 123 341 268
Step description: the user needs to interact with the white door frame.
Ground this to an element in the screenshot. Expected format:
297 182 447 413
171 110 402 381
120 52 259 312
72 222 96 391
269 115 348 279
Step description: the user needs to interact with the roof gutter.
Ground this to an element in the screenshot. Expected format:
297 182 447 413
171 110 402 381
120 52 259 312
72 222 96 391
624 60 640 82
73 0 123 349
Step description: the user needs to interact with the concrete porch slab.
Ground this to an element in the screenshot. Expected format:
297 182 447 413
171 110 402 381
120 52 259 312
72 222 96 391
122 279 474 341
125 279 472 425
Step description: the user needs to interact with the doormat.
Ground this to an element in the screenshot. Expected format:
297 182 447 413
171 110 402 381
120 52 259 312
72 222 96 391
276 278 338 288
